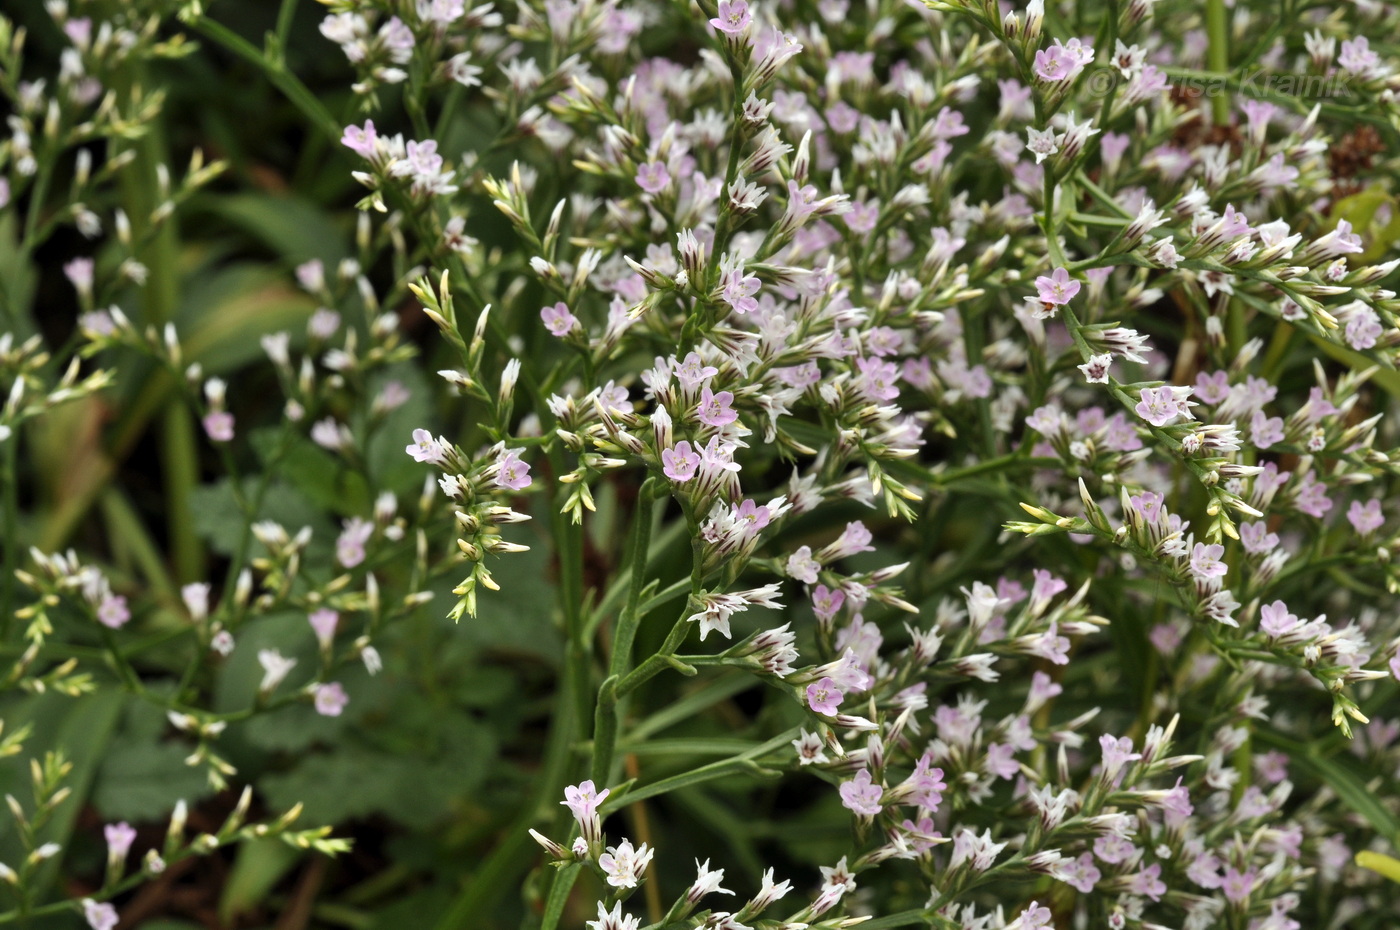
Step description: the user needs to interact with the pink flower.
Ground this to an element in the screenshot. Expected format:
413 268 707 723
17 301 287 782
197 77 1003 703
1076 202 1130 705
1295 472 1333 518
1259 600 1298 638
1221 866 1256 903
1030 569 1067 611
811 584 845 623
1250 410 1284 449
1033 44 1076 81
337 517 373 568
734 499 772 536
1099 735 1142 784
1029 621 1070 665
496 449 533 490
203 411 235 442
314 682 349 716
1390 654 1400 681
720 264 761 314
65 257 95 294
901 753 947 808
1128 862 1167 901
1239 520 1280 554
309 609 339 650
98 595 130 629
709 0 752 34
674 352 718 389
104 822 137 862
1056 852 1101 893
1338 36 1379 76
1187 542 1227 580
1134 385 1186 427
635 161 671 194
853 356 901 401
806 676 843 715
406 428 448 463
1029 670 1062 705
82 900 119 930
984 742 1019 780
1347 499 1384 535
695 386 738 427
838 769 883 816
562 780 610 822
1018 902 1053 930
341 120 378 158
823 521 875 560
1093 833 1136 864
1034 267 1081 307
661 440 700 482
540 302 579 337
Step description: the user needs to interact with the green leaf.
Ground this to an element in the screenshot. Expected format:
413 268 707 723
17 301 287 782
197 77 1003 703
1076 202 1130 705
1328 183 1400 263
539 862 581 930
259 737 488 830
94 741 211 822
213 613 340 750
365 365 435 495
1259 730 1400 845
249 428 372 517
188 478 332 556
450 545 562 663
220 838 305 924
0 690 124 895
199 192 350 267
371 887 456 930
176 262 317 374
0 212 37 334
600 727 800 814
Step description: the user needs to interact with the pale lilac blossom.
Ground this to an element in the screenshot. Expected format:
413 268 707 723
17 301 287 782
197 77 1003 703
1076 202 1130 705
806 676 843 715
838 769 883 816
314 682 349 716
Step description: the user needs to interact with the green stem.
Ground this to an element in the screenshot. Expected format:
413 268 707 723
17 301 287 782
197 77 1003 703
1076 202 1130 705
0 434 17 638
275 0 299 49
606 480 658 682
1205 0 1231 125
589 479 658 786
114 56 206 587
192 16 344 144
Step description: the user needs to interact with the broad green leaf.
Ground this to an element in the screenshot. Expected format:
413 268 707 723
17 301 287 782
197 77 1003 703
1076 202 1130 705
188 477 333 557
94 741 210 822
0 690 124 896
177 263 317 374
250 428 372 517
220 838 305 924
365 365 435 495
1329 183 1400 263
452 545 562 663
1260 730 1400 845
199 192 350 267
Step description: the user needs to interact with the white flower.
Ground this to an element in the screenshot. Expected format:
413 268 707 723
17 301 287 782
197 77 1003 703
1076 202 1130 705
1078 353 1112 384
257 649 298 692
1025 126 1059 164
599 838 654 888
688 858 735 903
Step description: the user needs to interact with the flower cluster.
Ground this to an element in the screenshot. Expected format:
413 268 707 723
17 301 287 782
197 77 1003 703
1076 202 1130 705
8 0 1400 924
